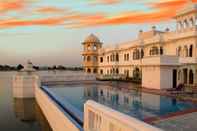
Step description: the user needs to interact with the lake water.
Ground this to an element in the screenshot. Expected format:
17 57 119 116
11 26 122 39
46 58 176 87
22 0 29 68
0 71 55 131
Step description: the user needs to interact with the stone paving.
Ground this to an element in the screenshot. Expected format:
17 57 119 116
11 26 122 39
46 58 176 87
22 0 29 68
153 112 197 131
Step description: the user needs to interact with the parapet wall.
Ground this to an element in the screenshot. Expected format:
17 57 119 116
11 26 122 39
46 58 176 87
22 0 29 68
84 100 163 131
35 87 82 131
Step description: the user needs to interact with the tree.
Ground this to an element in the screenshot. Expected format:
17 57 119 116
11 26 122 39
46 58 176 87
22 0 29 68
17 64 24 71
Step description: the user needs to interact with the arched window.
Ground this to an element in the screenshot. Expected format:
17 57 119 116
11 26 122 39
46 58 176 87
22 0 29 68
184 19 188 28
83 56 86 61
133 49 140 60
107 56 109 62
110 55 113 62
93 45 97 50
189 45 193 57
184 46 188 57
100 69 103 74
93 68 97 73
93 56 97 62
87 56 91 61
87 45 91 51
189 70 194 84
160 47 163 55
177 46 182 56
87 68 91 73
116 53 119 61
190 18 194 26
116 68 119 74
150 46 159 56
113 68 116 74
141 49 144 58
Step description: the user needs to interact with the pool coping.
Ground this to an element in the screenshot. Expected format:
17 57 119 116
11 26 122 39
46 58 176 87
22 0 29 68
40 86 84 128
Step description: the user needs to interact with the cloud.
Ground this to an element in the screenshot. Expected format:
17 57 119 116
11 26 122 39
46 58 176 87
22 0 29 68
0 0 197 29
0 0 25 13
65 0 197 28
35 6 67 14
91 0 121 5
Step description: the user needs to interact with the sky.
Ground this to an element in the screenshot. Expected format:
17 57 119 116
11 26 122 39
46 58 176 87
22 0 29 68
0 0 196 66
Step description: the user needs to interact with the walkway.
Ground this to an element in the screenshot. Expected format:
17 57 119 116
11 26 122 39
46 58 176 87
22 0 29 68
153 112 197 131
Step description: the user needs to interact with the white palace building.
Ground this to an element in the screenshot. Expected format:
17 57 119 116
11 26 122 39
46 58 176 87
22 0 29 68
82 1 197 90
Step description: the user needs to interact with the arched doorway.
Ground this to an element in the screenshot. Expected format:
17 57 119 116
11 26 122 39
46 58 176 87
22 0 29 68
183 68 188 84
87 68 91 73
93 68 97 73
189 69 194 84
133 67 141 79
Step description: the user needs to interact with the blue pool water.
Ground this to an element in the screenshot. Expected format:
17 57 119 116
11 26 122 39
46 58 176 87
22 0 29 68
46 83 197 121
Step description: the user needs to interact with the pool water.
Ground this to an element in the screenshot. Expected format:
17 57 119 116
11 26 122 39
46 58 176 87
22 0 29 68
47 83 197 120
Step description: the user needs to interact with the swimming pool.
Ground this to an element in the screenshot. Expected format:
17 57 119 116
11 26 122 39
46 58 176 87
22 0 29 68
45 83 197 122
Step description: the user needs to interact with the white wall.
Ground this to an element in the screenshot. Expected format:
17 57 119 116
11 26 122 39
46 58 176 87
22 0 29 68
84 100 162 131
35 87 82 131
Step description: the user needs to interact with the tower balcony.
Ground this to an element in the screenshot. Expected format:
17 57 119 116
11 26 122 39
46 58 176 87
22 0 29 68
82 51 98 56
83 61 98 66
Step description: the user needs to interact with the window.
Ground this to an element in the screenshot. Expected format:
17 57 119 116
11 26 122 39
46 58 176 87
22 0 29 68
124 53 129 61
87 45 91 51
93 56 97 62
150 46 159 56
189 70 194 84
177 46 181 56
116 53 119 61
116 68 119 74
127 53 129 61
87 56 91 61
110 55 113 62
141 49 144 58
189 45 193 57
83 56 86 61
100 69 103 74
124 54 126 61
93 45 97 50
133 49 140 60
107 56 109 62
100 57 103 63
160 47 163 55
87 68 91 73
184 46 188 57
93 68 97 73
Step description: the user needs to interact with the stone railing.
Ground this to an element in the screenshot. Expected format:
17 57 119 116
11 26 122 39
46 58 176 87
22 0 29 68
179 57 197 64
40 73 96 84
96 74 126 80
84 100 163 131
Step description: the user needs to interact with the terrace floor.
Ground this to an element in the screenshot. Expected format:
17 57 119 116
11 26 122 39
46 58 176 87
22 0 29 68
153 112 197 131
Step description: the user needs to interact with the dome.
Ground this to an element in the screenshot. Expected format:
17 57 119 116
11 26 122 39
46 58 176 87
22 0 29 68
84 34 100 43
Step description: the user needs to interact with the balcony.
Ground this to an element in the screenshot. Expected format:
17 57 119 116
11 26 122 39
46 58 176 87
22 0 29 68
179 57 197 64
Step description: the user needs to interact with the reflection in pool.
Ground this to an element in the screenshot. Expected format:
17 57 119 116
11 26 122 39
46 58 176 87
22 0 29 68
47 83 197 120
0 72 52 131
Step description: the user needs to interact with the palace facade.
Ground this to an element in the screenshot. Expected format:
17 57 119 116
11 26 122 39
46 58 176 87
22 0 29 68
82 1 197 90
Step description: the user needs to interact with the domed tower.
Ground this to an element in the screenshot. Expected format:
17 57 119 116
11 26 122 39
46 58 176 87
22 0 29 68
82 34 102 74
